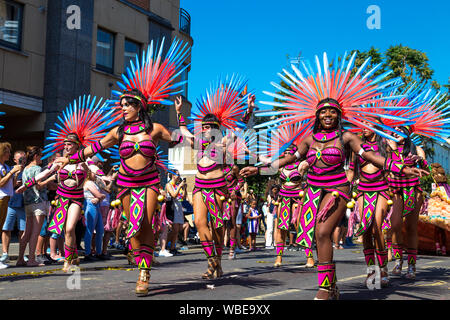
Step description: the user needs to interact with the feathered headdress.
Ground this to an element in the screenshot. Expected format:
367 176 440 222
346 81 419 136
42 95 116 160
257 119 312 161
366 83 450 143
111 37 190 120
188 74 252 134
398 88 450 143
225 128 258 161
257 51 407 141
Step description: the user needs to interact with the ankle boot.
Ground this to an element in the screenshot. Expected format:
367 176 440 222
135 269 150 296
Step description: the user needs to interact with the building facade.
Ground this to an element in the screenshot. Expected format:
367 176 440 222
0 0 194 185
430 139 450 174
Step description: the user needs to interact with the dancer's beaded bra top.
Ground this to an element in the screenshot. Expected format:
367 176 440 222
57 165 87 199
118 120 158 176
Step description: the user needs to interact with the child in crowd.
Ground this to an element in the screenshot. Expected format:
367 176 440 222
246 200 261 251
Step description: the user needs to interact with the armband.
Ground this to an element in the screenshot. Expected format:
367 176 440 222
418 157 429 170
286 144 298 156
177 113 186 127
241 108 252 125
69 149 86 164
24 178 37 189
91 140 103 154
358 148 364 157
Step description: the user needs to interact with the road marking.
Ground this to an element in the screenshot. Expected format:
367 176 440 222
415 280 447 287
244 289 302 300
422 260 443 265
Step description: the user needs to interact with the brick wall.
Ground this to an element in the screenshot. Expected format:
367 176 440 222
127 0 149 11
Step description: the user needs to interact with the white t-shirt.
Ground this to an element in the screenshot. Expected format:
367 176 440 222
0 163 13 199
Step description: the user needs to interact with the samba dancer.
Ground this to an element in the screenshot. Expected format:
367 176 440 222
381 87 449 279
18 96 115 272
55 38 190 296
241 52 427 300
258 121 312 267
175 75 252 279
223 95 255 260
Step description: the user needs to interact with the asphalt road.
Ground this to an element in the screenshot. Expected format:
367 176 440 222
0 236 448 304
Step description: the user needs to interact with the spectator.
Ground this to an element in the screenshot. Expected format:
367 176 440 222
17 146 49 267
180 198 193 247
246 199 261 251
42 153 65 263
235 182 249 251
1 149 25 264
165 171 186 255
265 185 279 249
262 201 272 249
83 169 106 261
88 156 116 258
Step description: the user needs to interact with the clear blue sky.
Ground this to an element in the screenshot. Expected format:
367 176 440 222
181 0 450 105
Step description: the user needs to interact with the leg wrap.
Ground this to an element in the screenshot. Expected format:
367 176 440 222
201 189 223 229
296 186 321 249
230 238 237 250
215 243 223 258
278 197 291 230
132 248 141 266
392 243 403 261
127 187 147 239
138 244 154 270
376 249 388 268
201 241 216 258
317 262 336 289
48 197 70 235
355 192 377 236
275 243 285 257
386 238 392 251
402 187 415 217
64 244 78 262
363 248 376 267
305 248 313 259
407 248 417 266
223 202 231 221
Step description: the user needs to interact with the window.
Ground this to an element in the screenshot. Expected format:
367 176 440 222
96 28 115 73
124 39 141 71
0 0 23 50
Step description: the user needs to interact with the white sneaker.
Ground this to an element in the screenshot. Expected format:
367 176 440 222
0 261 8 269
0 253 9 263
158 250 173 257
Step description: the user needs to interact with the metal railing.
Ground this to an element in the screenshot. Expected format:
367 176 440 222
179 8 191 35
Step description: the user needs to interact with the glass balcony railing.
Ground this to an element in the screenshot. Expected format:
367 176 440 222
179 8 191 36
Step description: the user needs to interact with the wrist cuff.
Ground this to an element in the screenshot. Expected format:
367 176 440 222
69 150 86 164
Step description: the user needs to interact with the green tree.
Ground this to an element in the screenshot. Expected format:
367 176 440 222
383 45 438 89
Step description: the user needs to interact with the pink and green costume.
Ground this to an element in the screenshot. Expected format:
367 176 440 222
296 130 351 250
